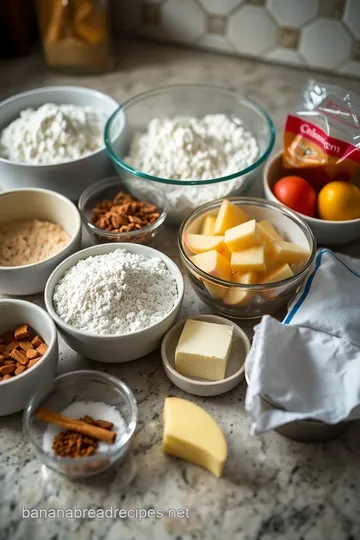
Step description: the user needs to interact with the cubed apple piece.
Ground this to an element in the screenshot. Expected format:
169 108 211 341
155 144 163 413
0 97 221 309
230 245 266 273
223 271 258 306
203 280 228 300
272 241 310 265
260 263 294 284
184 233 225 254
201 215 216 235
224 219 262 253
190 250 232 282
214 200 249 235
217 243 232 260
257 220 283 244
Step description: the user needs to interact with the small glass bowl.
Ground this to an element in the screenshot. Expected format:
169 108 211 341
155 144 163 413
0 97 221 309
104 84 275 223
78 176 168 245
178 197 316 319
23 370 138 479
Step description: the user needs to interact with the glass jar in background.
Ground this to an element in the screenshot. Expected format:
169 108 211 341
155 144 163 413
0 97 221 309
36 0 114 73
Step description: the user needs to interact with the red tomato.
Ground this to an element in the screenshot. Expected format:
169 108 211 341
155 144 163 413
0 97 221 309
273 176 316 217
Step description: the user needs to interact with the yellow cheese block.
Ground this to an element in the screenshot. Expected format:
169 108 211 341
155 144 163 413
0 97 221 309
260 263 294 284
190 250 231 281
272 241 309 265
201 215 216 235
257 220 283 244
224 219 262 253
214 199 249 235
163 397 227 477
230 245 266 273
223 271 258 306
184 233 225 254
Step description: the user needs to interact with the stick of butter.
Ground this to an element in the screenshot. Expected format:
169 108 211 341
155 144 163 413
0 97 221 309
163 397 227 477
175 319 233 381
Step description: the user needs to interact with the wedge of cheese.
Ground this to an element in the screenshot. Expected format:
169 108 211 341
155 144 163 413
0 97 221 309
272 241 309 265
163 397 227 477
201 215 216 235
230 245 266 273
225 219 262 253
190 250 231 282
184 233 225 255
223 271 258 306
214 200 248 235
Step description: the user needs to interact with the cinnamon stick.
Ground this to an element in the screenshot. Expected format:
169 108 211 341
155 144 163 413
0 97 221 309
35 408 116 444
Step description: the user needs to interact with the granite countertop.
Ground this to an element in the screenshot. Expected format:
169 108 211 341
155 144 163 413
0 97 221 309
1 40 360 540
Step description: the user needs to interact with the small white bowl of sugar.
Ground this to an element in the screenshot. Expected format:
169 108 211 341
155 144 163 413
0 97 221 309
0 188 81 295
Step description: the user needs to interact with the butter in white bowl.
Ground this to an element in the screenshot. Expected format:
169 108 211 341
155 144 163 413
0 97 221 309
175 319 233 381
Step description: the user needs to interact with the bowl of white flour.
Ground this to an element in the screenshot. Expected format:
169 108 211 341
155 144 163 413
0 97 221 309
104 84 275 223
44 243 184 362
0 86 118 200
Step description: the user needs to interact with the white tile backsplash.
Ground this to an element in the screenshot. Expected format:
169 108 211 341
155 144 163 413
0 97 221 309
112 0 360 78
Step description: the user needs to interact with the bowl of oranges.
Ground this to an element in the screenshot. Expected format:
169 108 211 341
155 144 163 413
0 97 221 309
264 151 360 246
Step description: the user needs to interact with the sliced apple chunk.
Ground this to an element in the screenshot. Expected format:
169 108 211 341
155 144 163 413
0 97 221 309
223 271 258 306
214 199 249 235
201 215 216 235
272 241 309 265
260 263 294 284
230 245 266 273
225 219 262 253
257 220 283 244
184 233 225 254
190 250 232 282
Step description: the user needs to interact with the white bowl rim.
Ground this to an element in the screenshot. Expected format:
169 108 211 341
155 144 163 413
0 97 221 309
0 86 118 168
264 150 360 226
0 187 81 270
0 299 57 386
161 314 250 387
44 242 185 339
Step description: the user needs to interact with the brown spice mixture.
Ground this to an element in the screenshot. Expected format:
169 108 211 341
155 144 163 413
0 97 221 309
91 191 161 234
0 219 71 267
0 325 46 382
52 415 114 458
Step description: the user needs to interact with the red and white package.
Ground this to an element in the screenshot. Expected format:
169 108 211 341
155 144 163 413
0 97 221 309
282 80 360 191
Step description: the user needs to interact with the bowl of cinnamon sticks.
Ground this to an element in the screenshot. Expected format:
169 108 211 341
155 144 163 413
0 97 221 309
23 370 138 478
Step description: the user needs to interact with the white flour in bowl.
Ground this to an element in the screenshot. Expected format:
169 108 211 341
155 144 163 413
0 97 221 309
125 114 259 221
53 249 178 335
0 103 106 165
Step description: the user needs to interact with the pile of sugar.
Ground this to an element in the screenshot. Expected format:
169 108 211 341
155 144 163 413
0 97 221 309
0 219 70 267
53 249 178 335
42 401 127 455
0 103 106 165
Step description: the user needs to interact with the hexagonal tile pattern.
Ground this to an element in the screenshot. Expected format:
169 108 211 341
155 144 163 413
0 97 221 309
266 48 304 66
300 19 353 69
198 0 243 15
228 5 277 55
344 0 360 39
268 0 319 27
162 0 206 43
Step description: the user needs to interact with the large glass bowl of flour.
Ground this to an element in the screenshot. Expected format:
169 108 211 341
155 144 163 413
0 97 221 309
104 84 275 224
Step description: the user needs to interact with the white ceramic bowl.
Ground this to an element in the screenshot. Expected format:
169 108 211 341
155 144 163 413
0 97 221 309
0 86 118 200
264 151 360 246
0 188 81 295
161 314 250 397
0 299 58 416
44 243 185 362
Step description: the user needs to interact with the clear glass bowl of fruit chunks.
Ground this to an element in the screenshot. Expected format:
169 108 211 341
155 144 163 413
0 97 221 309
178 197 316 319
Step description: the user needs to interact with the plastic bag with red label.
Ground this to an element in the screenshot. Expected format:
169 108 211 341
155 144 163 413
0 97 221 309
282 80 360 193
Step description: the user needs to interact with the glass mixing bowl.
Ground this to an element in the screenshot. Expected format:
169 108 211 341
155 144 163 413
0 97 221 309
104 84 275 223
178 197 316 319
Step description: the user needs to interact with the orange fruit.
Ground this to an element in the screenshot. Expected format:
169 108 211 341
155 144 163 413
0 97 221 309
318 181 360 221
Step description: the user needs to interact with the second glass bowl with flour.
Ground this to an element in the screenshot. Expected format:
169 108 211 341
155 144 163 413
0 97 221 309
105 84 275 223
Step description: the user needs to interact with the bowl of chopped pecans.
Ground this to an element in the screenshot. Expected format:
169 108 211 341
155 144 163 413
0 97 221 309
0 299 58 416
78 176 167 245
